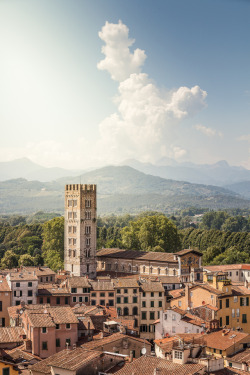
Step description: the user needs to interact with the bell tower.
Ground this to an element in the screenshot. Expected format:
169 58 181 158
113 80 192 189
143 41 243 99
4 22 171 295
64 184 97 278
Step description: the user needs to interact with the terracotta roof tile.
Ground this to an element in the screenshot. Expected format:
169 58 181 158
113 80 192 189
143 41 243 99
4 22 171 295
0 276 11 292
113 279 139 288
90 281 114 291
67 276 91 288
97 248 178 263
30 348 102 373
205 330 250 350
140 280 165 292
0 327 25 343
227 348 250 364
175 249 203 257
26 306 78 325
81 333 150 350
114 355 205 375
204 265 250 272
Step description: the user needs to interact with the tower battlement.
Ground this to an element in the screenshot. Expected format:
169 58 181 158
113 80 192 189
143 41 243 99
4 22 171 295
65 184 96 191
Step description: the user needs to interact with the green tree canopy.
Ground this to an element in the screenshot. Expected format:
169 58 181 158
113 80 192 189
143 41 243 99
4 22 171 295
1 250 18 269
121 214 181 252
19 254 35 266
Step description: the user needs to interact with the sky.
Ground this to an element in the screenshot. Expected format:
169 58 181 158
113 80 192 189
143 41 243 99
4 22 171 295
0 0 250 170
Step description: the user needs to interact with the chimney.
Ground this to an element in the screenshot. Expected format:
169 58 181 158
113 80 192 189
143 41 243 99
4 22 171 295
129 351 134 362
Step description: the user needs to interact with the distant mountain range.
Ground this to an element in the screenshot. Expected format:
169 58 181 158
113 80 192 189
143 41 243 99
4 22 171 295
0 158 83 182
1 165 250 215
2 157 250 187
121 159 250 186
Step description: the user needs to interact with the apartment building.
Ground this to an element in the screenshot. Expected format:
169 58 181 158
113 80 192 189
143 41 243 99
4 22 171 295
6 272 38 306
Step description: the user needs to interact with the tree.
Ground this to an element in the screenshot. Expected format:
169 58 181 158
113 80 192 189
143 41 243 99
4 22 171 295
121 215 181 252
42 217 64 262
19 254 35 266
1 250 18 269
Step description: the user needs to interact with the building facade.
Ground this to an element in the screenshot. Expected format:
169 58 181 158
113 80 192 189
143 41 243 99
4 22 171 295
64 184 97 278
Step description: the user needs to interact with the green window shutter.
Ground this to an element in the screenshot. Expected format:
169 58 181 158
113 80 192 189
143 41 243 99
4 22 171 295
240 297 243 306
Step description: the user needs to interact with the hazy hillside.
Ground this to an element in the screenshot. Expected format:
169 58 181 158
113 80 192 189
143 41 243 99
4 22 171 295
122 159 250 186
225 181 250 199
1 166 250 215
0 158 83 182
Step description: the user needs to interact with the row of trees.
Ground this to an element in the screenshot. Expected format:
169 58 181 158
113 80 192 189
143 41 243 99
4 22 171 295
2 210 250 271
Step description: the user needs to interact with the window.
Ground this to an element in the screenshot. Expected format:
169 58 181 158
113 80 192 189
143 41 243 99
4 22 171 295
109 300 114 306
85 226 91 234
28 290 33 297
16 301 20 306
133 289 137 294
150 301 154 308
68 226 72 233
73 226 77 233
117 297 121 304
174 351 183 359
73 212 77 219
65 338 71 346
56 297 60 305
66 323 71 329
172 314 176 321
150 312 155 320
159 301 162 308
172 326 176 333
86 237 91 246
56 324 60 329
132 307 138 315
28 300 32 305
85 199 91 208
85 211 91 220
46 297 50 304
16 282 20 287
226 299 229 308
140 325 148 332
232 309 235 318
56 338 60 347
39 297 43 304
42 341 48 350
92 293 96 297
124 289 128 294
28 282 32 287
159 292 162 297
242 314 247 323
142 292 146 297
237 308 240 317
65 297 69 305
133 296 137 303
226 316 229 325
109 292 114 297
73 239 76 245
142 301 146 308
219 317 222 327
71 288 77 293
124 297 128 304
100 292 105 297
234 296 238 303
68 212 72 219
2 368 10 375
124 307 129 316
164 314 167 320
73 200 77 207
42 327 47 333
100 300 105 306
68 199 72 207
141 312 147 320
178 301 182 307
84 297 88 302
73 296 76 303
151 292 154 297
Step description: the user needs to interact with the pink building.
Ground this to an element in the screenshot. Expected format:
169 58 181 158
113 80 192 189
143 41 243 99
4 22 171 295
21 306 78 358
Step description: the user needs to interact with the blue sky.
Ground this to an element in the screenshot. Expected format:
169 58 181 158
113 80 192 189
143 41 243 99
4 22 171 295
0 0 250 169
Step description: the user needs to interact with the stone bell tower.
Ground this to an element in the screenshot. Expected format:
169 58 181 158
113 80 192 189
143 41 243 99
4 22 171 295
64 184 97 278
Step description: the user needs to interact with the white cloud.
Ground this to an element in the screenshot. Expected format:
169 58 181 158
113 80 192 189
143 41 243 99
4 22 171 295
194 124 223 137
96 21 207 164
97 20 146 82
238 134 250 142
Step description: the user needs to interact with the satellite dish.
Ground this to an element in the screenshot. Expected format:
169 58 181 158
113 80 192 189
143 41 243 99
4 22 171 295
141 347 147 355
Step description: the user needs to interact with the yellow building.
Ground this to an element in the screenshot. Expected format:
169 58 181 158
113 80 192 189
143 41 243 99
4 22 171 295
218 284 250 333
0 360 18 375
205 329 250 358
